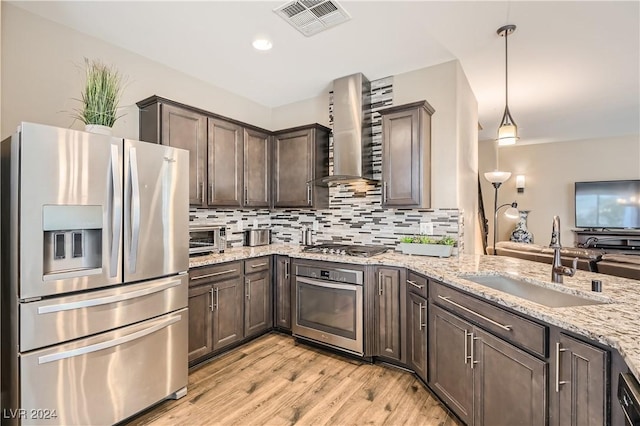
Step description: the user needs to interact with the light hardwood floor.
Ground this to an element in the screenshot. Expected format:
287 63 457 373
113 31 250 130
126 333 460 426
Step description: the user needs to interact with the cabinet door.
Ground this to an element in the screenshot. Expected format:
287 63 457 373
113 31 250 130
376 267 402 361
275 256 291 331
161 104 207 206
208 117 243 207
380 102 432 208
407 292 427 381
212 277 244 351
555 333 607 426
473 327 547 426
188 285 213 362
428 304 474 425
244 129 270 207
381 108 420 206
273 129 313 207
244 270 272 337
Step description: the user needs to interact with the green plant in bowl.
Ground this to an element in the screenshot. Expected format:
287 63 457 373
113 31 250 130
73 58 125 128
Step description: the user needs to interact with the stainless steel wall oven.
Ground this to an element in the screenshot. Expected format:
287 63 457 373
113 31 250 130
292 261 364 356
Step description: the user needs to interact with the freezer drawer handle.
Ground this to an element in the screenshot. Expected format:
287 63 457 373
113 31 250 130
110 144 122 278
129 147 141 273
37 279 182 314
38 314 182 365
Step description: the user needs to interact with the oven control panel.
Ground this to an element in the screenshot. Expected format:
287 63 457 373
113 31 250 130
295 265 363 285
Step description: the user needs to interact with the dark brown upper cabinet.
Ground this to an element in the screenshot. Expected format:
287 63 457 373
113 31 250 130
208 117 243 207
273 124 330 208
138 96 332 209
138 100 208 206
378 100 435 208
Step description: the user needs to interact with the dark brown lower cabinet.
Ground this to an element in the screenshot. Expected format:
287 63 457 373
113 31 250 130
375 267 404 362
429 304 547 426
244 270 272 338
188 284 214 362
212 277 244 351
275 256 291 331
406 292 427 381
473 327 547 426
429 304 474 424
552 333 607 426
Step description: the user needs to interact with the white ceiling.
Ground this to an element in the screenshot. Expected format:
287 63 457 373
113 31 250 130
10 1 640 145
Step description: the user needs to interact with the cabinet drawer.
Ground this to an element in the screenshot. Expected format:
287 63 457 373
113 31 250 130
189 261 242 286
406 271 428 298
430 281 547 357
245 256 270 273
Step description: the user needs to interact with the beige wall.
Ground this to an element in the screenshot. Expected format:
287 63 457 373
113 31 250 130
480 135 640 247
394 61 479 253
271 88 331 130
1 3 272 140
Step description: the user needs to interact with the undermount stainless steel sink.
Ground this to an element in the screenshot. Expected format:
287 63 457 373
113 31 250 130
461 274 609 308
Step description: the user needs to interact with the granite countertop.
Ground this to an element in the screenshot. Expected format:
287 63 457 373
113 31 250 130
190 244 640 382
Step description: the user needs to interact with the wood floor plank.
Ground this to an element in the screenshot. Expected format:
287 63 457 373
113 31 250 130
125 333 460 426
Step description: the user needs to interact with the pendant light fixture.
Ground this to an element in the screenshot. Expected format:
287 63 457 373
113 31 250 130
496 24 518 146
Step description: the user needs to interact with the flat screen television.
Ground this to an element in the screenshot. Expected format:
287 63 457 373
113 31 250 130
575 180 640 229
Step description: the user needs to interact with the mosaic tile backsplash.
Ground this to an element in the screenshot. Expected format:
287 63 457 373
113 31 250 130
190 76 462 253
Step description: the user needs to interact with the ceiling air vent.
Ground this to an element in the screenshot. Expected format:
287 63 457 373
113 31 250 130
274 0 351 37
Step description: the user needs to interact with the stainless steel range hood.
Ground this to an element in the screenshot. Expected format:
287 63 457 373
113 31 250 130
320 73 376 184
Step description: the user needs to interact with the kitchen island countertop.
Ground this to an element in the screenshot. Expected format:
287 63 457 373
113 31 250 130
190 244 640 382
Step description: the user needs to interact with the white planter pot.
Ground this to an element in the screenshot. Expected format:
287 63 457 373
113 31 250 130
84 124 113 136
398 243 453 258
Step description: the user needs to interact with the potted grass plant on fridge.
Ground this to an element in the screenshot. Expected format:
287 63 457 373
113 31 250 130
73 58 124 135
398 235 457 257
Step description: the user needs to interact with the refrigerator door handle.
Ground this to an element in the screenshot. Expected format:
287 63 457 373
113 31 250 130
110 144 122 278
129 147 141 273
37 314 182 365
36 279 182 314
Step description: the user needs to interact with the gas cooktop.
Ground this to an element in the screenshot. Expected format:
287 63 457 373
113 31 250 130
302 243 388 257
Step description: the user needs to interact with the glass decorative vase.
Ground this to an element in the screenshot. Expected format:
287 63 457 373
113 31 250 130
510 210 534 244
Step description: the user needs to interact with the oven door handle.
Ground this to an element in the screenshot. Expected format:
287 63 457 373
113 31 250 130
295 276 360 291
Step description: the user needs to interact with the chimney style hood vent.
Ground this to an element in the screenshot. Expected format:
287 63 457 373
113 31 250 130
320 73 376 185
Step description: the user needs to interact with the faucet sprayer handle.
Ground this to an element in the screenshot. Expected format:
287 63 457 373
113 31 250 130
564 257 578 277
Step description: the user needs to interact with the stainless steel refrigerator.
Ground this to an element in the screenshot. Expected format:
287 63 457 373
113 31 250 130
0 122 189 425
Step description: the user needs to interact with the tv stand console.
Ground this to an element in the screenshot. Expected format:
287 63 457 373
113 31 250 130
574 229 640 252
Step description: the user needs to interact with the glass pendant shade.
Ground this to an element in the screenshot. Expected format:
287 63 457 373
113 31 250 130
498 123 518 146
504 205 520 219
484 170 512 184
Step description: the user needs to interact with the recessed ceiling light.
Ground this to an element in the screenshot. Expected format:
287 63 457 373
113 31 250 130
252 39 273 51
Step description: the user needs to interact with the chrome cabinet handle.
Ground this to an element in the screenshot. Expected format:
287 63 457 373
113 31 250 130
214 287 219 309
464 330 471 365
244 187 248 204
407 279 424 289
191 269 238 280
382 181 388 204
418 303 424 330
471 333 478 368
285 260 290 280
555 342 568 392
306 183 312 205
246 279 251 300
109 144 122 278
437 295 512 331
251 263 268 268
200 182 204 204
209 288 214 312
378 272 383 295
38 314 181 364
129 147 141 274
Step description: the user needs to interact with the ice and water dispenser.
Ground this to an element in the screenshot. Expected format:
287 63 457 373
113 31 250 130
42 205 103 278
